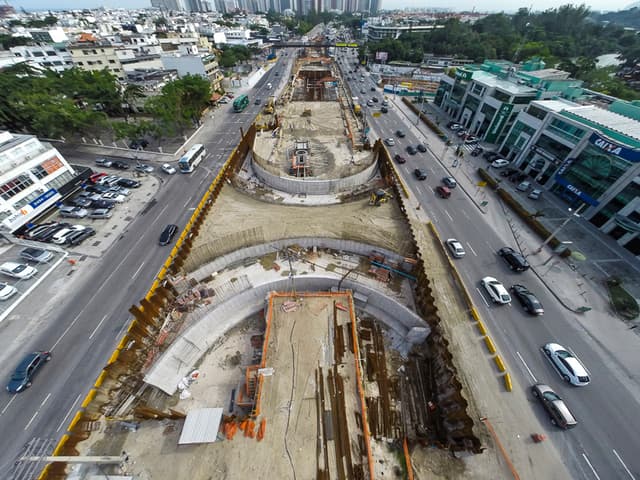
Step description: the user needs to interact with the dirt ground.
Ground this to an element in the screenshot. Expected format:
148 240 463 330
253 101 372 179
183 185 414 273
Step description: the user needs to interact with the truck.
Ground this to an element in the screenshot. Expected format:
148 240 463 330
351 97 361 116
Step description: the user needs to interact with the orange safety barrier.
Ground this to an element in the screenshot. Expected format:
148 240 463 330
257 418 266 442
403 437 414 480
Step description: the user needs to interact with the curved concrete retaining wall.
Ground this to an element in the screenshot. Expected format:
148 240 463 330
251 154 378 195
144 274 430 395
188 236 407 278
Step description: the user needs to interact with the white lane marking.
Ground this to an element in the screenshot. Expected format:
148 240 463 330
49 219 150 352
0 395 17 415
612 449 636 480
466 242 478 256
476 288 490 308
132 262 145 280
444 209 453 222
24 393 51 430
153 203 169 224
89 314 109 340
516 351 537 382
56 394 82 432
183 196 194 208
582 453 601 480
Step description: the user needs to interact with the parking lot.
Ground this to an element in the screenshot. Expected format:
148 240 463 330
0 167 161 323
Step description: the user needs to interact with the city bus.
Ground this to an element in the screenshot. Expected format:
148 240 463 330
178 144 206 173
233 94 250 112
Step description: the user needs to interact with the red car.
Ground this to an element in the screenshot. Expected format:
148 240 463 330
88 172 107 184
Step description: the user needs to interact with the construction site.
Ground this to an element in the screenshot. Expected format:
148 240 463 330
43 48 522 480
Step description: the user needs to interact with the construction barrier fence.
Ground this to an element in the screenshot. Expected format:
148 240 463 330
37 125 258 480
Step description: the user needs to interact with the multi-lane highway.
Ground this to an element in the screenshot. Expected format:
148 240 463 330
337 51 639 480
0 54 291 478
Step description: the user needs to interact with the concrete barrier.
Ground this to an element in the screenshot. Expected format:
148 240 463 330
503 372 513 392
494 355 506 372
484 335 497 354
476 319 487 336
251 152 378 195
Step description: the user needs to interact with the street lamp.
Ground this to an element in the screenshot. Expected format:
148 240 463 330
415 90 425 126
534 203 587 254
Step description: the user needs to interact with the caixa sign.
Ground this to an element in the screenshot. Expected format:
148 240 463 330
589 133 640 162
554 175 600 206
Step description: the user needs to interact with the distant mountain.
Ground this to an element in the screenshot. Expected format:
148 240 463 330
591 7 640 29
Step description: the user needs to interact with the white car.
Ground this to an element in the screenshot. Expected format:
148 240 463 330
0 262 37 280
491 159 510 169
101 192 125 203
481 276 511 304
445 238 466 258
52 225 86 245
384 138 395 146
543 342 590 386
161 163 177 175
0 282 17 301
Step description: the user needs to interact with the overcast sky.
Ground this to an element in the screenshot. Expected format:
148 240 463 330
8 0 638 13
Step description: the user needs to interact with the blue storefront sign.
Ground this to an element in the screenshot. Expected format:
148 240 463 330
553 175 600 206
29 188 58 209
589 132 640 162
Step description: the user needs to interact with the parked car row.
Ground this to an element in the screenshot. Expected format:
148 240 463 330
24 222 96 246
56 173 142 220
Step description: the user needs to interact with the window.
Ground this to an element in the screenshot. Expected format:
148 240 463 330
549 118 585 143
108 59 116 64
31 165 48 180
492 90 511 103
45 171 74 190
513 95 536 104
0 175 35 201
527 105 548 120
628 210 640 223
77 62 84 66
471 82 484 96
46 51 56 56
13 190 45 210
33 51 45 57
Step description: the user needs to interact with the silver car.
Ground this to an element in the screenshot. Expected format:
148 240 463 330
19 247 53 263
445 238 465 258
543 342 590 386
481 276 511 304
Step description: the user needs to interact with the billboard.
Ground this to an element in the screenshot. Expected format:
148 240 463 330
376 51 388 62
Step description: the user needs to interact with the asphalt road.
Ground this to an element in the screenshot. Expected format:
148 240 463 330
337 54 639 480
0 54 291 479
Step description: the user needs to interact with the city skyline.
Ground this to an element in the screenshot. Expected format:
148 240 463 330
7 0 638 13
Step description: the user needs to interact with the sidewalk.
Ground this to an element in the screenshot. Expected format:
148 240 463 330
389 94 640 390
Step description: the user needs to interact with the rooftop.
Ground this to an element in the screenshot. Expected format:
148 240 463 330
564 104 640 143
471 70 537 95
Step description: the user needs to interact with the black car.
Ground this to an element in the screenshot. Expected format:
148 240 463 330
66 227 96 246
159 224 178 246
406 145 417 155
417 144 427 153
511 172 527 183
90 199 116 209
531 384 577 429
370 86 375 91
86 184 111 194
483 151 501 161
396 130 406 138
372 97 379 103
117 178 141 188
254 98 261 105
471 146 484 156
500 168 519 177
498 246 530 272
510 284 544 315
381 107 388 113
6 351 51 393
129 139 149 150
414 168 427 180
112 160 129 170
394 154 406 164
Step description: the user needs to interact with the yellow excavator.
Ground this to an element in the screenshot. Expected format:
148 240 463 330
263 96 275 114
369 189 392 206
